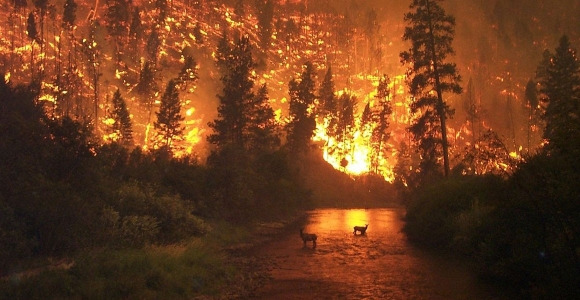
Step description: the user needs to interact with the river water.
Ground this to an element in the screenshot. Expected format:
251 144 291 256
253 208 509 299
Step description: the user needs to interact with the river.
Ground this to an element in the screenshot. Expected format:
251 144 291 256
252 208 509 299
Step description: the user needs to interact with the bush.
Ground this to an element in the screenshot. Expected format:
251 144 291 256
0 245 235 299
403 175 505 250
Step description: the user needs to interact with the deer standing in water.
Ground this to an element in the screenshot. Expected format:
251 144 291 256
353 224 368 235
300 228 317 248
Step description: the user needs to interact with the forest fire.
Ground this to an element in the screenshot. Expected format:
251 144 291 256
0 0 557 181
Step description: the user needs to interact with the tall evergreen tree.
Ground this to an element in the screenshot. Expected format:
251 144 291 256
256 0 274 51
110 89 133 146
462 77 479 146
208 35 256 151
176 55 198 92
336 92 357 168
524 78 540 154
318 66 338 138
135 61 157 103
536 35 580 154
400 0 462 177
154 79 184 151
286 62 317 153
128 7 143 65
146 28 161 66
62 0 77 30
247 84 280 152
26 12 39 81
105 0 130 67
370 75 393 173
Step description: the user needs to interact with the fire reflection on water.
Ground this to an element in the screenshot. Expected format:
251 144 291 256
255 208 508 299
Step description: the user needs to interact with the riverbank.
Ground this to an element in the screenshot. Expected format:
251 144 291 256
0 212 308 300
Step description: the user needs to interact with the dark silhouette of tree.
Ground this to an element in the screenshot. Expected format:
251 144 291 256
193 22 204 44
135 61 158 124
536 35 580 155
154 79 184 152
62 0 77 30
32 0 48 74
318 66 338 138
286 62 317 153
128 7 143 65
462 77 480 146
208 35 256 150
370 75 393 173
524 78 541 154
393 141 414 192
175 55 198 92
26 12 39 82
105 0 130 67
247 84 280 152
146 28 161 66
81 20 102 123
155 0 168 26
336 92 357 169
400 0 462 177
256 0 274 51
320 68 340 150
110 89 133 147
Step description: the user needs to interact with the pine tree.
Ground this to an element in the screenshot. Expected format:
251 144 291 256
370 75 393 173
136 61 157 103
110 89 133 146
146 28 161 66
256 0 274 51
105 0 130 67
462 78 480 146
336 92 357 168
62 0 77 30
318 67 338 138
400 0 462 177
247 84 280 152
524 78 540 154
537 35 580 154
154 79 184 151
26 12 40 82
176 55 198 92
128 7 143 65
286 62 317 153
208 35 256 150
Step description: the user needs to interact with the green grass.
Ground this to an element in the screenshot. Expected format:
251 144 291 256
0 238 238 299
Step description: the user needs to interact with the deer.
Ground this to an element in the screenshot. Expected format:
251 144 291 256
299 228 317 248
353 224 368 235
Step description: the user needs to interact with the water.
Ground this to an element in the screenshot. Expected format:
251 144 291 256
254 208 508 299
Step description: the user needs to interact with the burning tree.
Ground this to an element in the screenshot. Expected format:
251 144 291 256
400 0 462 178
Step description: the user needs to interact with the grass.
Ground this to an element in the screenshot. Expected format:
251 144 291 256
0 222 254 300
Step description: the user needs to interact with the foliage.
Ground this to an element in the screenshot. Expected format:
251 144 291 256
404 175 505 249
536 35 580 155
286 62 317 153
368 75 393 173
154 79 185 152
208 34 257 150
0 245 235 299
400 0 462 177
318 66 338 137
109 89 133 147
